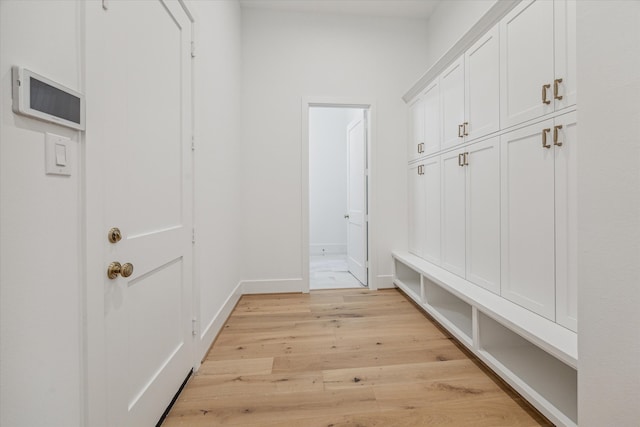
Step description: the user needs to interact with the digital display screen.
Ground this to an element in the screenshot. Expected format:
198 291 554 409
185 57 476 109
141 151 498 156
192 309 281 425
30 76 81 124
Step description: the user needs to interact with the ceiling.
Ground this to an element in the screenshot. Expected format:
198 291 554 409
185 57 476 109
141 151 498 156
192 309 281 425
239 0 442 20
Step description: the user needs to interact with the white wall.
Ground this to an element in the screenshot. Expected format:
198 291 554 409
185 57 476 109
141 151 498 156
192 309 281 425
577 1 640 425
240 8 430 288
0 1 83 426
422 0 496 73
187 0 244 362
309 107 353 255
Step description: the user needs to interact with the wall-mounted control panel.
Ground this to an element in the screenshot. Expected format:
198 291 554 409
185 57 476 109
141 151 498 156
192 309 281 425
12 66 85 131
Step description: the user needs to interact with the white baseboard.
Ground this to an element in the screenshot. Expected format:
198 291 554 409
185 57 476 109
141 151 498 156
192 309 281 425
242 278 304 294
309 244 347 256
197 281 243 366
376 274 395 289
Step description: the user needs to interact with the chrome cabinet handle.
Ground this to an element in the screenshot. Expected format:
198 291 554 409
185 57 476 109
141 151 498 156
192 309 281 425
463 122 469 136
463 152 469 166
458 153 464 167
542 128 551 148
458 124 464 138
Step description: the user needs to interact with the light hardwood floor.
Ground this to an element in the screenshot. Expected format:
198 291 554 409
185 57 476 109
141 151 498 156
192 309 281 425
162 289 552 426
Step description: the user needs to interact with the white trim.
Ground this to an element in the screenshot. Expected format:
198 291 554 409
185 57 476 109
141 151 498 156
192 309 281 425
402 0 520 103
242 278 304 294
196 281 243 370
301 97 377 294
375 274 395 289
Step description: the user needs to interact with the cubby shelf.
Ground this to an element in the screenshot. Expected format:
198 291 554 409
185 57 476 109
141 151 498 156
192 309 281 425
392 251 578 427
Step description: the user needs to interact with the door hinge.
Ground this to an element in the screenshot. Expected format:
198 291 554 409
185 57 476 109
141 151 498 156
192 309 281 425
366 260 369 268
192 318 199 336
192 227 196 244
191 135 195 151
191 41 196 58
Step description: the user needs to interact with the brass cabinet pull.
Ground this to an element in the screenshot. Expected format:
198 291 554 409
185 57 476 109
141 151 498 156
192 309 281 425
458 153 464 167
458 124 464 138
417 165 424 175
463 122 469 136
542 84 551 105
554 78 563 100
417 143 425 154
107 262 134 279
542 128 551 148
554 124 563 146
463 152 469 166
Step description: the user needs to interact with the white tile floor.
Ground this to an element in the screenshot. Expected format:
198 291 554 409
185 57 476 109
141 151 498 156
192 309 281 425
309 253 366 290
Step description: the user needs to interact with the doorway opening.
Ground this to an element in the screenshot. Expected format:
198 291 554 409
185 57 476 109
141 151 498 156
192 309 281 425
308 106 369 290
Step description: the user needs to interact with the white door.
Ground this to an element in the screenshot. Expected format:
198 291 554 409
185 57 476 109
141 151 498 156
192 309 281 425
441 57 465 149
465 24 500 141
465 138 500 294
440 149 466 277
554 0 577 110
407 163 426 258
347 115 367 285
555 111 578 331
422 156 441 265
408 97 425 161
422 80 441 155
501 119 555 320
500 0 555 128
87 1 193 425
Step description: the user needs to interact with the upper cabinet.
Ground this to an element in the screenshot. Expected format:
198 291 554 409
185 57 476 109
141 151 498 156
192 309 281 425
408 97 425 162
465 25 500 142
500 0 576 128
440 24 501 150
441 57 465 149
408 81 441 162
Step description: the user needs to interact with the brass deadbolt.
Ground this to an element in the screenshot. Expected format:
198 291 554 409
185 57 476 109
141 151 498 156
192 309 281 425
107 261 134 279
108 227 122 243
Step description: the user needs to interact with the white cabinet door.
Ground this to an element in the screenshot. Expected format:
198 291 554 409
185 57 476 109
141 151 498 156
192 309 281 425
441 57 465 149
408 98 425 162
555 111 577 331
500 0 555 128
465 137 500 294
408 163 426 258
441 149 466 277
422 81 441 155
423 156 441 264
554 0 577 110
501 119 556 320
465 24 500 141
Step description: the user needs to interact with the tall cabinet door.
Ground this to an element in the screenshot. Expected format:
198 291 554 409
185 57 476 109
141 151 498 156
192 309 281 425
554 0 577 110
500 119 556 320
500 0 555 128
465 138 500 294
408 163 426 258
465 25 500 141
441 57 465 149
555 111 577 331
441 150 466 277
422 81 441 155
408 98 425 162
423 156 441 264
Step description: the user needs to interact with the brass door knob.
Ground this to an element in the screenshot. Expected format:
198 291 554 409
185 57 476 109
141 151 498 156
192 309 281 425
108 227 122 243
107 261 134 279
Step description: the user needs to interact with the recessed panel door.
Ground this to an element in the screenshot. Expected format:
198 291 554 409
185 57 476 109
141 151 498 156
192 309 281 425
347 115 367 285
441 150 466 277
501 120 555 320
88 1 194 425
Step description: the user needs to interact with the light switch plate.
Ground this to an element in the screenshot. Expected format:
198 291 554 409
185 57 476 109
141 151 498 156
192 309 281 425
45 133 72 176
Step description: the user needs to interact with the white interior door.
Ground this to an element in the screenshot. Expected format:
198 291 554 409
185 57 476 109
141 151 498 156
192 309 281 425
88 1 193 425
347 114 367 285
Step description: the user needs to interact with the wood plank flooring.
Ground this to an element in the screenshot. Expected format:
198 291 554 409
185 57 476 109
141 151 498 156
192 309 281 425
162 288 552 426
